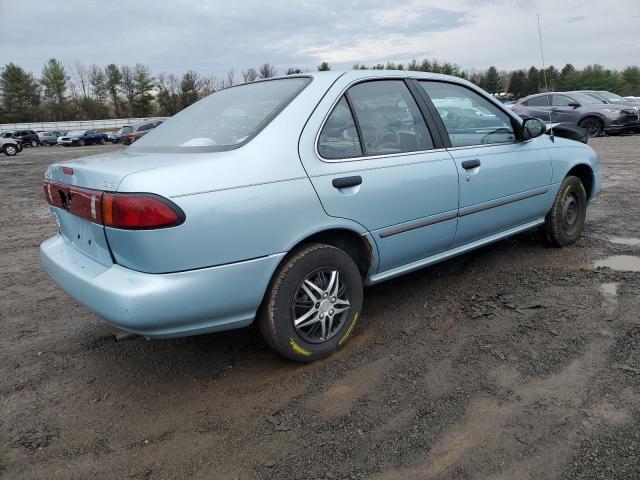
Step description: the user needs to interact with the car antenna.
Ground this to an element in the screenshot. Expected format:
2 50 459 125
537 12 554 142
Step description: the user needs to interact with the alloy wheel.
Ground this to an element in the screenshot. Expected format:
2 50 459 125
292 268 351 343
580 119 601 137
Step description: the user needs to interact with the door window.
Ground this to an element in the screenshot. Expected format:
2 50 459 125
525 95 551 107
419 81 516 147
347 80 433 155
552 95 574 106
318 97 363 159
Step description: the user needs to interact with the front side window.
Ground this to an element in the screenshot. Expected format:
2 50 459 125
131 77 310 151
318 97 363 159
419 81 516 147
552 95 574 106
347 80 433 155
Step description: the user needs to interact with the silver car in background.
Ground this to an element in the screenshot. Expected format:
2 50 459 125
513 91 640 137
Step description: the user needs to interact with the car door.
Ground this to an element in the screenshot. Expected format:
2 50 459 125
417 80 552 247
550 94 581 123
523 94 552 121
299 77 459 273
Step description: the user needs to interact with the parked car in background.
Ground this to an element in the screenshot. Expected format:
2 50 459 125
1 136 22 156
107 128 123 143
1 129 40 147
512 92 640 137
38 130 66 146
58 130 108 147
120 119 165 145
41 71 600 362
578 90 640 108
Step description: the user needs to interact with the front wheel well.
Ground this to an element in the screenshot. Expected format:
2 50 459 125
578 115 604 127
566 164 594 200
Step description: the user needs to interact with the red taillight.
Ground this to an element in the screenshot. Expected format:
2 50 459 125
43 181 183 229
102 193 183 229
43 181 69 208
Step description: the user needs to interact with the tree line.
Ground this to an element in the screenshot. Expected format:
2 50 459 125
1 58 639 124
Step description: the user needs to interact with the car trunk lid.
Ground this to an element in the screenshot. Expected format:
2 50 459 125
45 149 174 191
44 150 176 265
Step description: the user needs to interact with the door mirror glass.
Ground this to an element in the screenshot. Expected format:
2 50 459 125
522 118 546 140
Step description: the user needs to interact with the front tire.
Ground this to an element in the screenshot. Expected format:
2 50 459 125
543 175 587 247
578 117 603 137
259 244 363 362
78 139 86 147
3 144 17 156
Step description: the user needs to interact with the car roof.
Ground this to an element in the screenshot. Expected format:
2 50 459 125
241 70 485 91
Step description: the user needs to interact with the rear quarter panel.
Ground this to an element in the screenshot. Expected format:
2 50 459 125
107 73 377 274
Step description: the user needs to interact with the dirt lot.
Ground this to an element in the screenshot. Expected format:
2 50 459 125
1 138 639 480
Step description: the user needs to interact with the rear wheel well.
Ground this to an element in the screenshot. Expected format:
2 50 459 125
567 164 594 200
291 229 373 279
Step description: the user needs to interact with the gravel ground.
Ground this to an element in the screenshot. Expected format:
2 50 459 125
1 137 639 479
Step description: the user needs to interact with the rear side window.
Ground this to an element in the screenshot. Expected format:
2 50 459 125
131 77 310 152
525 95 550 107
318 80 434 159
318 97 363 159
348 80 433 156
419 81 516 147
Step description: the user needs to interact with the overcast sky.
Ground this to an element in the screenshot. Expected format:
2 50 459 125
1 0 638 78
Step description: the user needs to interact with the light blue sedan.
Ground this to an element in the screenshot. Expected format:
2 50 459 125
40 71 600 362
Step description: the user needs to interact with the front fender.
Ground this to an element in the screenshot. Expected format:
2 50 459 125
547 139 600 204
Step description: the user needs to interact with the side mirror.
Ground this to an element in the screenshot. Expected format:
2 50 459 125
568 102 580 108
521 118 547 141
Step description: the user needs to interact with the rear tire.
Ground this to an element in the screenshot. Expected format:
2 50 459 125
100 138 106 145
543 175 587 247
31 140 39 147
259 244 363 362
578 117 603 137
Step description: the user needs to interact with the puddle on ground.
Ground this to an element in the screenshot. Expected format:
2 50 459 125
609 237 640 246
593 255 640 272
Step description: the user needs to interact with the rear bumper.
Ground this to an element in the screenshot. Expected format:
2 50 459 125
40 234 285 337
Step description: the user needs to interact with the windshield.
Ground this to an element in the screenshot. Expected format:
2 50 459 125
597 91 631 103
131 77 310 151
67 130 85 136
570 93 602 105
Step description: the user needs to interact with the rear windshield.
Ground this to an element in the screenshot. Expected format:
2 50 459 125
121 126 132 134
130 77 310 152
